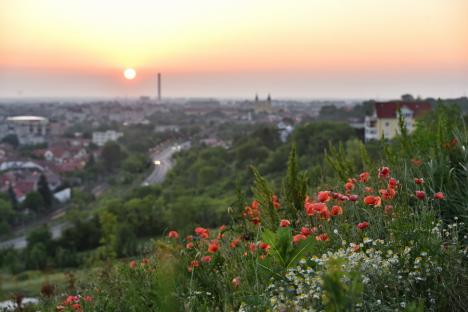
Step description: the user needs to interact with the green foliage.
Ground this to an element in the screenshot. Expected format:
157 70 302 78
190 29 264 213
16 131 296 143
262 228 318 269
25 226 54 270
325 139 371 181
122 153 149 173
100 141 127 173
98 210 118 259
0 198 14 235
21 191 45 212
322 258 363 312
251 167 277 229
10 106 468 311
7 184 18 210
281 145 308 218
389 103 467 226
1 133 19 148
318 103 373 121
37 174 54 209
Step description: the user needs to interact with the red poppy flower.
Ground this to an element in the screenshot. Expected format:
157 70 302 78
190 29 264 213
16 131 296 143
249 242 256 253
251 218 261 225
300 227 313 236
415 191 426 200
305 202 325 216
379 188 396 200
363 195 381 206
357 221 369 230
186 242 194 249
349 194 359 202
415 178 424 185
259 242 271 252
345 182 355 191
315 233 329 241
378 167 390 178
304 202 313 215
388 178 398 189
364 187 374 193
331 205 343 216
64 295 79 305
317 191 330 202
201 256 212 263
434 192 445 200
411 159 423 167
272 195 280 209
293 234 307 244
230 238 241 249
208 240 219 253
84 296 93 302
167 231 179 239
129 260 137 269
339 194 349 201
244 200 261 225
319 207 331 220
359 172 370 182
279 219 291 227
195 227 209 239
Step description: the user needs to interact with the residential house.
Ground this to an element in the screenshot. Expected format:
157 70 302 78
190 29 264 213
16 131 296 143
364 101 431 141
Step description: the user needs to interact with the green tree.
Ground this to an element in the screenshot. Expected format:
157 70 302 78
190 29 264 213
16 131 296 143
122 153 149 173
28 243 48 270
0 198 14 235
7 185 18 211
1 134 19 148
22 191 45 212
85 153 96 170
100 141 127 172
37 174 54 209
99 210 118 259
1 249 24 274
25 226 54 269
26 226 53 252
116 223 138 257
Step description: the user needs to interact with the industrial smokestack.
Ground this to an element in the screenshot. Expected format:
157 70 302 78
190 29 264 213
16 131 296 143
157 73 161 101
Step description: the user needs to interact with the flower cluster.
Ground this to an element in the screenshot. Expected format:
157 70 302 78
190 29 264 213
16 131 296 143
265 238 444 311
56 295 93 312
163 165 456 311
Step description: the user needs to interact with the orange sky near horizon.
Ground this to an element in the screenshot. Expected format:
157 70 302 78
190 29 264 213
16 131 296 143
0 0 467 98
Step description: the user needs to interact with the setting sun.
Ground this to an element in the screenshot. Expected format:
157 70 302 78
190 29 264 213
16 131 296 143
123 68 136 80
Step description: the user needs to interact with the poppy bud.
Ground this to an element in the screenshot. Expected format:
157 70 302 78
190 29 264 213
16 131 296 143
357 221 369 230
415 191 426 200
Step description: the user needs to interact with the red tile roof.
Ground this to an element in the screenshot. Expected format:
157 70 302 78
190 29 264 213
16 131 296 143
13 181 36 198
374 101 432 119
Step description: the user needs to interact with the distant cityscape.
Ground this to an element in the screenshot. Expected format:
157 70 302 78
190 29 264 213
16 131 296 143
0 94 466 209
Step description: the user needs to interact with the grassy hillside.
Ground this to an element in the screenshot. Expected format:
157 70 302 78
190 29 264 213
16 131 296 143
6 104 468 311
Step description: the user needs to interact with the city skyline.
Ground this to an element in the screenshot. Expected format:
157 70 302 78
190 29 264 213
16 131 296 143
1 0 467 98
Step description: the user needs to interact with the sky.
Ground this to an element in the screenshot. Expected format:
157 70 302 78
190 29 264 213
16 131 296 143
0 0 467 99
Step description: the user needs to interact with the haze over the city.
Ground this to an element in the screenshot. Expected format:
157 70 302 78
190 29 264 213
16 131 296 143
1 0 467 98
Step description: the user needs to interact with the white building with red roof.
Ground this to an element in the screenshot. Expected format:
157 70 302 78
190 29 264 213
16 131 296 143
364 101 431 141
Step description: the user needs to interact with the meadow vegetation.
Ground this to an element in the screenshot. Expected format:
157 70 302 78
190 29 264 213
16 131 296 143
2 104 467 311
